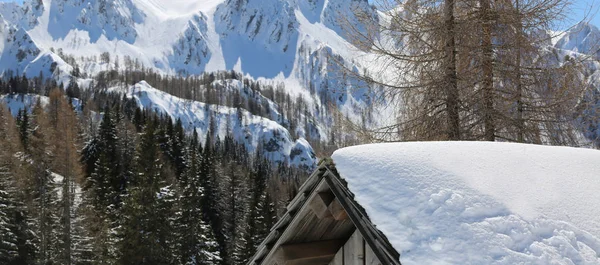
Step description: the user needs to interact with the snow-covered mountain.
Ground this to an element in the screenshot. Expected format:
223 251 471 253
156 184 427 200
555 22 600 60
1 0 600 153
0 11 71 79
0 0 380 168
0 0 374 80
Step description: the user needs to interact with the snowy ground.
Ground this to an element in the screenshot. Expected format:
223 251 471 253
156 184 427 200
332 142 600 264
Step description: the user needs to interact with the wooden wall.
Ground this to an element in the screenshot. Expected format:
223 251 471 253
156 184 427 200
329 230 382 265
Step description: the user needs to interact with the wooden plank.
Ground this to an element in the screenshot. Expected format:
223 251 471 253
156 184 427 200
323 171 402 265
288 213 314 242
365 242 382 265
262 180 333 264
343 230 365 265
320 220 354 241
328 198 349 220
289 211 337 243
309 192 335 219
273 239 344 265
329 245 344 265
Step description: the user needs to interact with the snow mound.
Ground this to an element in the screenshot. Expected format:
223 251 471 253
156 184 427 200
332 142 600 264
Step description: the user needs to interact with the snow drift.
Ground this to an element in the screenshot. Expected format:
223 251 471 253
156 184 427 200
332 142 600 264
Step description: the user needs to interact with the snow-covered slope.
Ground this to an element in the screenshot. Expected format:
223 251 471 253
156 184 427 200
0 0 44 30
0 11 71 81
113 81 316 168
1 93 48 115
333 142 600 264
47 0 144 44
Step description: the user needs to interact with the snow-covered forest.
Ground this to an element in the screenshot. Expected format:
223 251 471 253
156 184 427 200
0 72 323 264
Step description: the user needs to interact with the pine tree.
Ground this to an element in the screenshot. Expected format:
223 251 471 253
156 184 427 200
0 106 21 264
0 188 20 264
169 118 186 179
0 104 38 265
199 128 223 252
241 155 276 263
87 106 121 214
15 108 30 150
218 139 250 265
176 131 220 265
118 116 176 265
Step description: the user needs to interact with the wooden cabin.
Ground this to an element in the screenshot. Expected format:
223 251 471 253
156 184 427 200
246 161 401 265
248 142 600 265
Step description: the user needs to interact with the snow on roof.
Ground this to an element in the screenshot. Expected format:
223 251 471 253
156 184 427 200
332 142 600 264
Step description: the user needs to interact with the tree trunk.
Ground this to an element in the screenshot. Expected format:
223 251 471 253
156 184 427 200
515 0 525 142
481 0 495 141
444 0 461 140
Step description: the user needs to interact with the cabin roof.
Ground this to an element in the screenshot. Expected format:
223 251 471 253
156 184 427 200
332 142 600 264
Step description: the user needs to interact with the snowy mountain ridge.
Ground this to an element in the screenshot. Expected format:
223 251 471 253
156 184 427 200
1 0 600 154
1 0 599 89
0 0 374 78
111 80 317 168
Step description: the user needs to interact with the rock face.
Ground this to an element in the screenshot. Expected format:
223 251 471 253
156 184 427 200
0 14 70 78
168 13 212 75
49 0 144 44
0 0 44 30
555 22 600 60
214 0 299 77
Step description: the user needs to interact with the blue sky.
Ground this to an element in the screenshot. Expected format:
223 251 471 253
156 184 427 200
0 0 599 27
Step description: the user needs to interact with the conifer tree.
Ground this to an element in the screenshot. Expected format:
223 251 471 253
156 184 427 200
241 155 276 263
47 88 85 265
176 130 220 265
219 161 249 265
0 186 20 264
16 108 30 150
200 126 223 251
0 104 38 265
29 99 61 265
87 106 121 214
118 116 177 265
0 105 22 264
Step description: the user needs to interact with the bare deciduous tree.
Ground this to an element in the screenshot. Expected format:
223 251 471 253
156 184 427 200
338 0 586 145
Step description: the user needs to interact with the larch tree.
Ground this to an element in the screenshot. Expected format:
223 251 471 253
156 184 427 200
340 0 579 144
28 98 61 265
47 88 85 265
